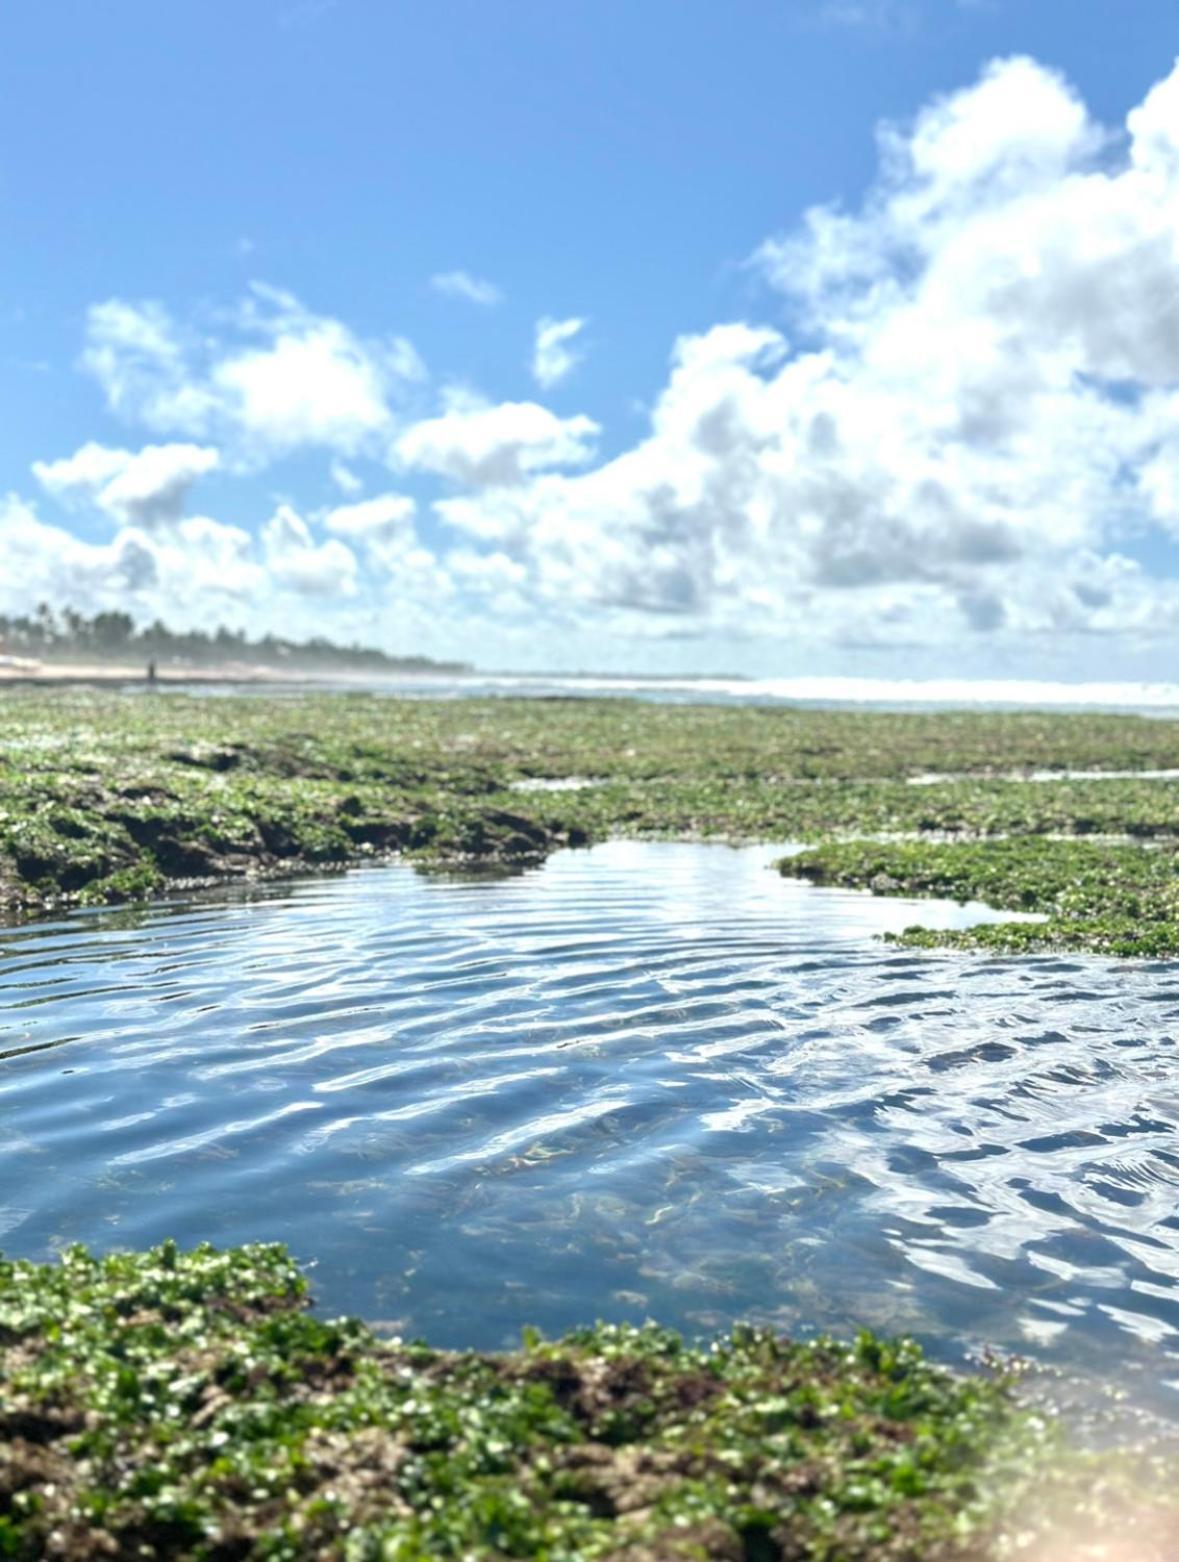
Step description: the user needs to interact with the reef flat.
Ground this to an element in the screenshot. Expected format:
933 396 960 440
4 689 1179 951
0 1240 1047 1560
6 1243 1178 1560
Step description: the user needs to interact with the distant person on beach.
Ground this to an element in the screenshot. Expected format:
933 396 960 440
147 659 157 684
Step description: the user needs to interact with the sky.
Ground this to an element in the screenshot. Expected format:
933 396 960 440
3 0 1179 678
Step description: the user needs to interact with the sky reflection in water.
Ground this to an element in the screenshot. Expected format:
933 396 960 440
2 842 1179 1422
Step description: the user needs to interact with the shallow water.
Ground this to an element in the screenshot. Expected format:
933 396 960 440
3 842 1179 1421
907 767 1179 784
127 671 1179 711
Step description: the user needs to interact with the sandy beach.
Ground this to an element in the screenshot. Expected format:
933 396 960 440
0 658 297 685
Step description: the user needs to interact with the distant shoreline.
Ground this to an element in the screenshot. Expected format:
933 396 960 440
0 659 450 686
6 662 1179 713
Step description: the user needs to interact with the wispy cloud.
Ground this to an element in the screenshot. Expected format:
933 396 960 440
812 0 988 29
531 317 585 390
430 270 502 307
330 459 363 495
811 0 915 30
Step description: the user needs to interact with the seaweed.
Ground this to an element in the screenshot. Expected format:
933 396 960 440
0 1241 1046 1560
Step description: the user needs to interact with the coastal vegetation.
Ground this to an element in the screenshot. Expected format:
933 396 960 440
3 690 1179 952
0 606 468 675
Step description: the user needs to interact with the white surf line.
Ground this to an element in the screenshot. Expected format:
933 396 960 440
907 768 1179 786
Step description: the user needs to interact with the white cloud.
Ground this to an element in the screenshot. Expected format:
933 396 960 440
396 398 598 486
815 0 911 27
0 496 158 604
531 316 585 389
212 325 390 455
0 496 268 617
81 285 423 460
330 460 364 495
261 504 359 596
425 56 1179 653
81 300 220 434
33 441 220 528
324 492 416 540
0 490 448 645
21 54 1179 673
171 517 266 598
1128 63 1179 180
896 55 1096 196
430 270 502 306
318 492 451 606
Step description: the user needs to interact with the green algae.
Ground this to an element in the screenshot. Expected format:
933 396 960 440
0 1241 1047 1560
778 837 1179 956
4 689 1179 953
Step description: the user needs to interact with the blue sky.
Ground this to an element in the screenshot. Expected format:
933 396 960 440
3 0 1179 675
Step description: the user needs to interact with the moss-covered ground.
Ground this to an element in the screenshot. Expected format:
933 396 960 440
5 689 1179 953
0 1239 1085 1561
776 836 1179 956
5 1243 1177 1560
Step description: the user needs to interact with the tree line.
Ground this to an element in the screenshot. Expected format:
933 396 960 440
0 606 470 674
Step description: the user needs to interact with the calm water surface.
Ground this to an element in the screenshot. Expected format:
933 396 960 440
3 842 1179 1421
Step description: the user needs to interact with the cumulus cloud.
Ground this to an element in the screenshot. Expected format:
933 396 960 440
0 484 445 654
317 491 453 606
396 398 599 486
426 56 1179 649
0 496 270 618
33 441 220 528
20 55 1179 670
324 492 417 540
170 517 266 598
81 301 219 434
261 504 359 596
430 270 502 306
0 496 158 604
81 285 423 460
531 317 585 389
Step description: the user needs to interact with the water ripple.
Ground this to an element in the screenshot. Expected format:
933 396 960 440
2 841 1179 1418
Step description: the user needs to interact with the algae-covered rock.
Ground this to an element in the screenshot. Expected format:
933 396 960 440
7 689 1179 953
0 1241 1040 1560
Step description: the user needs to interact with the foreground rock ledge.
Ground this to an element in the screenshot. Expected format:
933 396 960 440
4 1240 1169 1562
